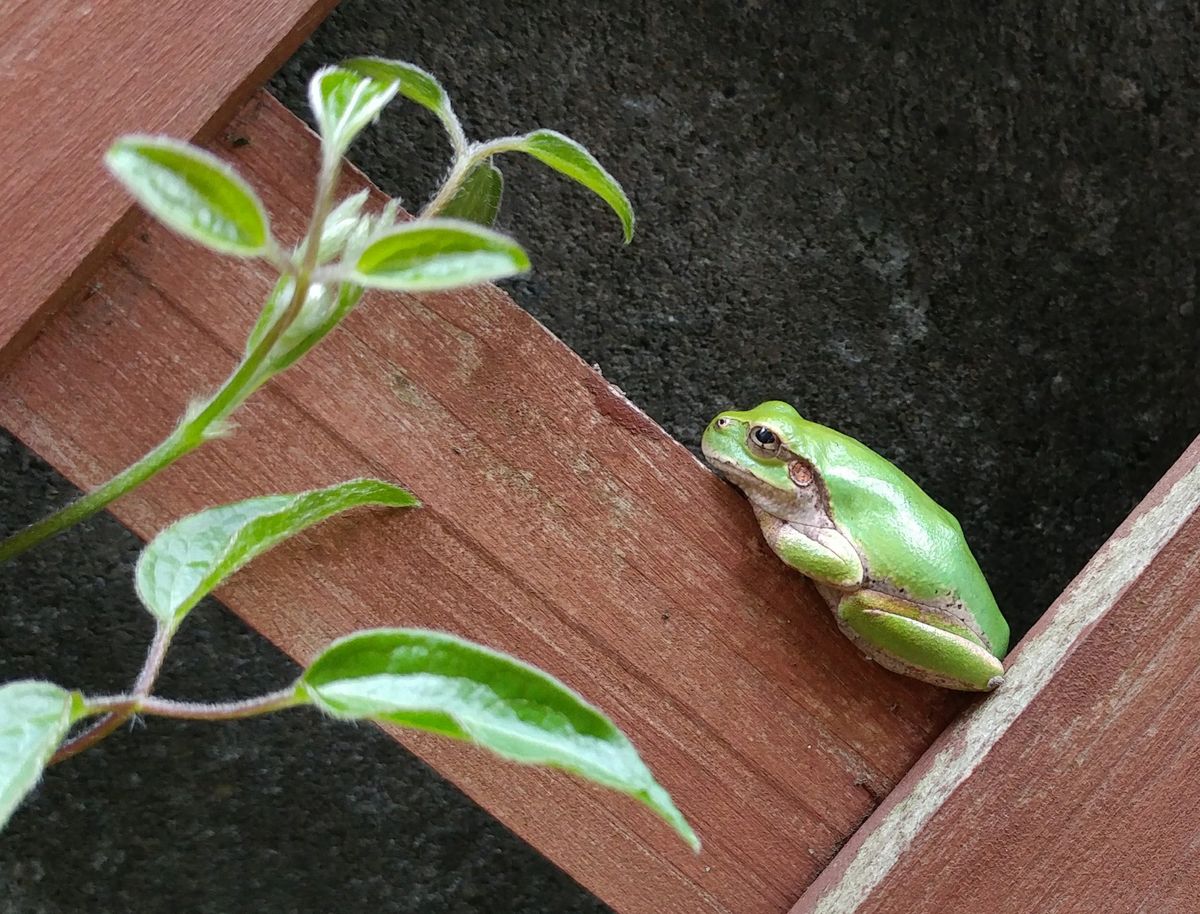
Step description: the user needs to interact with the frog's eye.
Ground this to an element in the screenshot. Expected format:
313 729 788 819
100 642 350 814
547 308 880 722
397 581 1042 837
749 425 782 455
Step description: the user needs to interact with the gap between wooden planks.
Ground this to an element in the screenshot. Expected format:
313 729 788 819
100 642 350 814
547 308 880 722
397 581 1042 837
0 0 339 365
0 92 969 914
793 435 1200 913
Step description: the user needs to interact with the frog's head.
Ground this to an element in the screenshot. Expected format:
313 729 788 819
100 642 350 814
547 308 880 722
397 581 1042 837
701 400 819 518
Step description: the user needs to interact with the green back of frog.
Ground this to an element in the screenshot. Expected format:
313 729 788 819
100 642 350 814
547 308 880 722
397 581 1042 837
794 416 1009 655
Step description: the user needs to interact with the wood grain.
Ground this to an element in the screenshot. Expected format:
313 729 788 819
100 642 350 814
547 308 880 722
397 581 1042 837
793 435 1200 913
0 93 966 914
0 0 338 365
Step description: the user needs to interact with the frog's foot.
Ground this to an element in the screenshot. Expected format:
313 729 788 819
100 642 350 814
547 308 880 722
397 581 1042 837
835 590 1005 692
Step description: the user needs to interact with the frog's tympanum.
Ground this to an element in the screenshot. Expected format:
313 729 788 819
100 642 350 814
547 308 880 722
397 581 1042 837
702 401 1009 691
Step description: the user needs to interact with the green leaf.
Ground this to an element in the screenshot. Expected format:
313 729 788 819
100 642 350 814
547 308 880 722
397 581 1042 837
244 277 363 373
316 189 371 263
309 67 400 158
341 57 454 127
509 130 634 242
0 681 76 831
244 275 298 357
300 628 699 850
135 480 419 628
105 135 270 256
267 282 365 375
352 219 530 291
441 161 504 227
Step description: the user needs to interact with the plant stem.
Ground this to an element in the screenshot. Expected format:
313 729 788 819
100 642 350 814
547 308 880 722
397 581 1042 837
0 433 197 562
0 158 344 563
421 150 477 218
230 156 341 386
54 619 291 766
0 357 257 565
421 136 525 219
133 623 175 694
84 687 303 722
49 623 176 765
440 109 469 162
49 712 128 764
50 687 303 765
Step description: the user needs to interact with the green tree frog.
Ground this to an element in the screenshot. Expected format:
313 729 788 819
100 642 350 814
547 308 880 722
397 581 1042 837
702 401 1009 691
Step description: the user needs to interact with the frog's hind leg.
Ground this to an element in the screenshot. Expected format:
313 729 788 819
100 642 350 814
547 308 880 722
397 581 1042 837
835 590 1005 691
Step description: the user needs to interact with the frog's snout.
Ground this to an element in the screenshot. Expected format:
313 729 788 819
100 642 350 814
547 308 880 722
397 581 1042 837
699 415 728 462
702 413 737 442
701 412 745 477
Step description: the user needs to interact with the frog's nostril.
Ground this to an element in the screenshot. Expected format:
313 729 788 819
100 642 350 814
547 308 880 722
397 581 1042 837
715 417 731 429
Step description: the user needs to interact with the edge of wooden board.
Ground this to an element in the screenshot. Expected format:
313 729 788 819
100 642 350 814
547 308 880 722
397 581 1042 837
0 92 968 914
0 0 339 366
791 433 1200 913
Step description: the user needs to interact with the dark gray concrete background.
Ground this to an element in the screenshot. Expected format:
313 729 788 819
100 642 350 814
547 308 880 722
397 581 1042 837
4 1 1199 911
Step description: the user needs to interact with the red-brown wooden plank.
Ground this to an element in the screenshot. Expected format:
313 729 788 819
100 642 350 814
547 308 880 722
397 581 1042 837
0 93 966 914
0 0 338 366
793 435 1200 913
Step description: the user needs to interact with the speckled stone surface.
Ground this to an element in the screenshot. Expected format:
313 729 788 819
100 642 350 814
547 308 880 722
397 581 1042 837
4 1 1199 911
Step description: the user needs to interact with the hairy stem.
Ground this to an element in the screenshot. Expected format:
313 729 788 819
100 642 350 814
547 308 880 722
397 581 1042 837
50 687 303 766
421 136 525 219
49 624 176 765
83 687 303 722
421 149 477 218
133 624 175 695
48 713 128 765
0 434 196 562
0 157 344 563
226 156 342 389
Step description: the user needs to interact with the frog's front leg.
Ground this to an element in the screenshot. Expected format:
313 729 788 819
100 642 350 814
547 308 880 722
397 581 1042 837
753 508 864 588
835 590 1005 691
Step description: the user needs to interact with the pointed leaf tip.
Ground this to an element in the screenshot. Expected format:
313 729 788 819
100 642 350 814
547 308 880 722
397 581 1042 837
512 129 634 242
301 628 698 848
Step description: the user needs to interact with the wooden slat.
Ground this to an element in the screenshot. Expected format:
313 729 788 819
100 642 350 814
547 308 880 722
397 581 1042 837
792 435 1200 913
0 93 966 914
0 0 338 365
